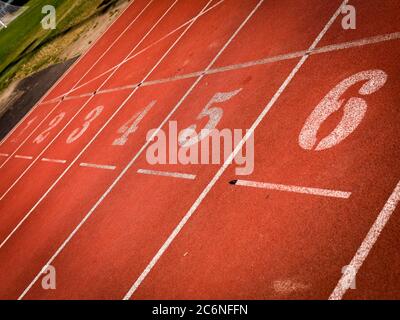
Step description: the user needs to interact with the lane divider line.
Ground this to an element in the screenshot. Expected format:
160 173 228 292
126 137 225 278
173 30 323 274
330 180 400 300
0 0 163 201
0 101 63 170
0 0 189 260
0 0 138 147
232 179 351 199
41 158 67 164
80 163 117 171
51 0 225 101
313 31 400 55
52 30 400 103
0 153 10 157
122 0 349 300
17 0 260 300
137 169 196 180
0 0 150 169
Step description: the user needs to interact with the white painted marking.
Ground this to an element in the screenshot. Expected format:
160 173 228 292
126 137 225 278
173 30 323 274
123 0 349 300
62 0 152 97
18 0 259 300
113 101 156 146
234 179 351 199
0 0 171 201
0 100 92 201
329 181 400 300
66 105 104 144
313 31 400 55
33 112 66 145
0 153 10 157
80 163 116 171
44 31 400 104
41 158 67 164
179 88 242 147
299 70 387 151
0 0 137 149
14 155 33 160
0 102 63 169
57 0 225 100
137 169 196 180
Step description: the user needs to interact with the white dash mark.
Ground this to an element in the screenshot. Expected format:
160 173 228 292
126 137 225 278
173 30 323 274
80 163 117 171
234 179 351 199
0 153 10 157
41 158 67 164
137 169 196 180
15 155 33 160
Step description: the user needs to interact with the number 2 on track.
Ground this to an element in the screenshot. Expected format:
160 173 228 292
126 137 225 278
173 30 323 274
33 113 66 144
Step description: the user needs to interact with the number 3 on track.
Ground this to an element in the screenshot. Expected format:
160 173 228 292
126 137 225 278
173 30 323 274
66 105 104 144
299 69 387 151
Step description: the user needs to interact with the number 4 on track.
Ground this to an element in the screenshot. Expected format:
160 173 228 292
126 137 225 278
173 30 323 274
113 100 156 146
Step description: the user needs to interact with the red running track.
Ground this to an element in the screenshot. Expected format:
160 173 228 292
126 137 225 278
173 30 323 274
0 0 399 300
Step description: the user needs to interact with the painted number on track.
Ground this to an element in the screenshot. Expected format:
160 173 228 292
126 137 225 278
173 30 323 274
113 100 156 146
179 88 242 147
66 105 104 144
34 113 66 144
299 69 387 151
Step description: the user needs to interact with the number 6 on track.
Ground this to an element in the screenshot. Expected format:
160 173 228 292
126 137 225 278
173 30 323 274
299 69 387 151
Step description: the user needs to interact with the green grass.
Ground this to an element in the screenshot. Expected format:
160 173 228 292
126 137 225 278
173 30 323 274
0 0 119 91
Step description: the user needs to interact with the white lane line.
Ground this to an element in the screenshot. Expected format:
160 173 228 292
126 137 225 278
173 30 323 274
329 180 400 300
233 179 351 199
0 153 10 157
313 31 400 55
41 158 67 164
15 0 214 299
0 0 145 169
18 0 259 300
0 0 162 201
59 0 147 98
123 0 349 300
80 163 117 171
137 169 196 180
0 101 63 170
0 1 137 147
14 155 33 160
0 0 178 255
57 0 225 100
54 30 400 103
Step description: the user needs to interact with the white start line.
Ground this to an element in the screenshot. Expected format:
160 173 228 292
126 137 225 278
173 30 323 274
137 169 196 180
232 179 351 199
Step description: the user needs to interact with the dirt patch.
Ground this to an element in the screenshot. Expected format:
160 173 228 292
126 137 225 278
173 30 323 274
12 0 131 82
59 1 130 61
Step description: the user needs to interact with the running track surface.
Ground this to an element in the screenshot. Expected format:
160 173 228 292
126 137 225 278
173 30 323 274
0 0 399 300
